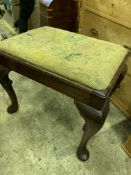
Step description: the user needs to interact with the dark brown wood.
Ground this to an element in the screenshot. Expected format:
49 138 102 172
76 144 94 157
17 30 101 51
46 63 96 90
75 98 110 161
0 65 18 113
40 0 78 32
111 64 128 94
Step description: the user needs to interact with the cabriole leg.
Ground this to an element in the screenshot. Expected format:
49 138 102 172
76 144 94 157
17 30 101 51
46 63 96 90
75 99 110 161
0 65 18 113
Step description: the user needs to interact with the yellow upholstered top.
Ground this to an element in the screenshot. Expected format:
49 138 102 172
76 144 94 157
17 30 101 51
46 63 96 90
0 27 128 90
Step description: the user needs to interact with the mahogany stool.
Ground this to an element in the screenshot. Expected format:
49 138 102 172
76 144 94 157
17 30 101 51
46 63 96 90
0 27 129 161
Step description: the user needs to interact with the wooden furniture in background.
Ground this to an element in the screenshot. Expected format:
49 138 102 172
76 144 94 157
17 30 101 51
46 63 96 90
78 0 131 118
122 135 131 157
40 0 78 32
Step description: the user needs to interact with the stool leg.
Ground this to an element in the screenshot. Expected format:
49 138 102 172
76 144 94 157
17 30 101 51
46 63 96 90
75 98 110 161
0 66 18 113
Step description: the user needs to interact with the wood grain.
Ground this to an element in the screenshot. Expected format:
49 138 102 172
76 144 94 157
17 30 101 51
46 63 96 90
85 0 131 29
79 11 131 46
111 74 131 119
122 135 131 157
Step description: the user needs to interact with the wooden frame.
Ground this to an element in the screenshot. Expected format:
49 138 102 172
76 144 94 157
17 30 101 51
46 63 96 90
0 51 129 161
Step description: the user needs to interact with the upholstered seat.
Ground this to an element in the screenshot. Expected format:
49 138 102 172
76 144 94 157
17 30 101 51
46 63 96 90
0 26 127 90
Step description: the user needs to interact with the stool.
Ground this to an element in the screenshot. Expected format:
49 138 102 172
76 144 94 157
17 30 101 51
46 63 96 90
0 27 129 161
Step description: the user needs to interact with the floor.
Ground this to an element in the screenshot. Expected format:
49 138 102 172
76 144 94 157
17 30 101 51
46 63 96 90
0 17 131 175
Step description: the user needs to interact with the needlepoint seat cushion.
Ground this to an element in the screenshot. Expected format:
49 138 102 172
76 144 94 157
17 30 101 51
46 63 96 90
0 26 127 90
